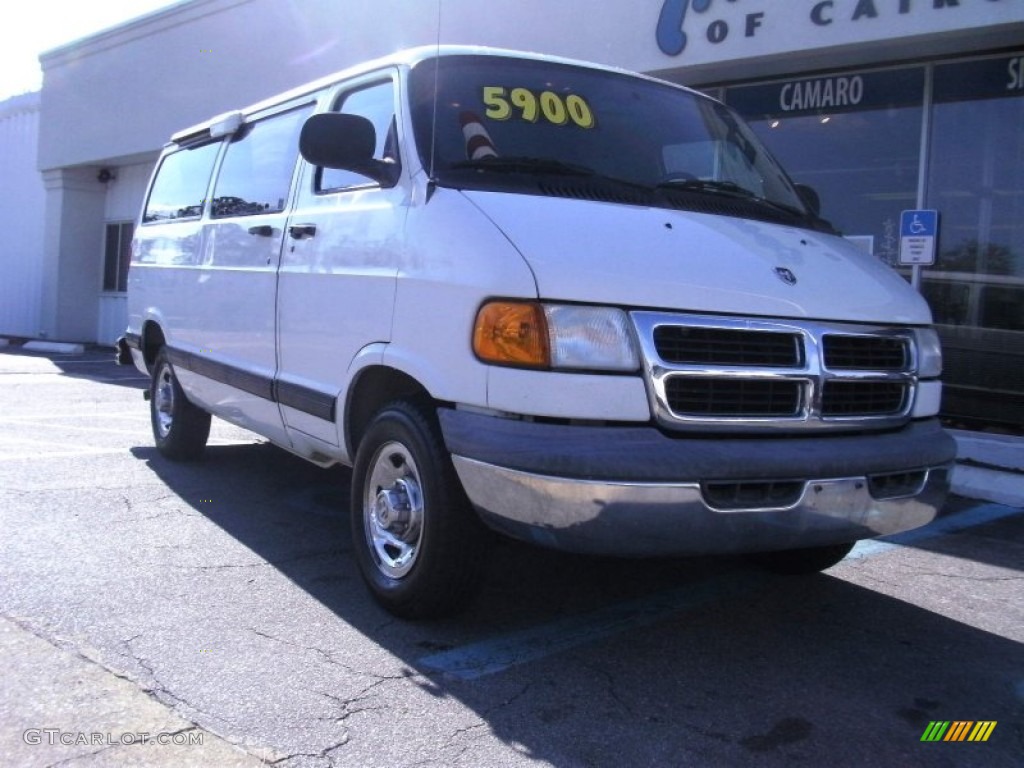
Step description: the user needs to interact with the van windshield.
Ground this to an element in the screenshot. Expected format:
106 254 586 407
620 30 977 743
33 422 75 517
410 55 816 226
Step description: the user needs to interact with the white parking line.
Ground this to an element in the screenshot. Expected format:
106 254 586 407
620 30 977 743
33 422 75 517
0 438 258 461
0 412 151 422
0 420 149 437
0 436 90 448
0 447 132 461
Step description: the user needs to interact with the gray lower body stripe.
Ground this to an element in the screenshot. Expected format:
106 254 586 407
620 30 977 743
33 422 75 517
166 346 335 422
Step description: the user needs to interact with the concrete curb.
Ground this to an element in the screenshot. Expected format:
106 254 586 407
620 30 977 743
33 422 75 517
951 464 1024 508
21 341 85 355
950 429 1024 508
952 430 1024 472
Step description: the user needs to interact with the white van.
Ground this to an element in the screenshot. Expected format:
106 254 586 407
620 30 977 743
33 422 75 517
121 46 956 618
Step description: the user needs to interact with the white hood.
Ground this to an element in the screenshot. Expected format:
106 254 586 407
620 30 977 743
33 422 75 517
463 191 933 325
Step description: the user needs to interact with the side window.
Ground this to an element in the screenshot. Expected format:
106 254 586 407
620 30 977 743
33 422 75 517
142 141 220 223
211 105 312 218
320 80 399 192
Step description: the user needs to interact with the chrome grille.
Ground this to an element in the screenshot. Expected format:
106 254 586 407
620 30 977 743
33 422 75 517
654 326 802 367
666 378 802 417
633 313 919 433
823 335 908 371
821 381 907 416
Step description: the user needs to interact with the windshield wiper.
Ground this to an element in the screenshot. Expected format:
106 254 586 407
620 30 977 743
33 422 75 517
448 156 596 177
655 178 758 198
657 178 820 220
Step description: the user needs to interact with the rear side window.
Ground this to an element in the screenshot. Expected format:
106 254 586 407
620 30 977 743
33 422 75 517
142 141 220 223
211 105 312 218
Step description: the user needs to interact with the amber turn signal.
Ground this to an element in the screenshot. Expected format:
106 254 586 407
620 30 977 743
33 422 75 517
473 301 550 367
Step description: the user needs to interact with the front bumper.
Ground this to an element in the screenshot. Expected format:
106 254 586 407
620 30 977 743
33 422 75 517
439 409 956 556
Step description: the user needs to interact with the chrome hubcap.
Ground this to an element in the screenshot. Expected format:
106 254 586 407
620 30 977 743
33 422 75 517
364 442 424 579
154 364 175 439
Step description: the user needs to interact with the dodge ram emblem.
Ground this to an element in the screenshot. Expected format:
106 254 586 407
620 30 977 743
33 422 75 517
774 267 797 286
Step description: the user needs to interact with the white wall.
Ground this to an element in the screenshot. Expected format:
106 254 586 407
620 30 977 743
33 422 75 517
0 93 46 338
104 160 156 222
38 0 1024 172
39 0 442 171
40 168 107 342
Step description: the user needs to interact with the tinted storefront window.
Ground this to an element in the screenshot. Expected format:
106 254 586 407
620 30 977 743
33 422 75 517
726 68 925 264
925 55 1024 329
924 54 1024 426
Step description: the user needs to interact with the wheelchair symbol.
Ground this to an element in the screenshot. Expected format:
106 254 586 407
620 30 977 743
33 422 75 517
909 214 927 235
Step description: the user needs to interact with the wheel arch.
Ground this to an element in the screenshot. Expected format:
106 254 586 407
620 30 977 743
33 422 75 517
140 320 167 373
344 365 436 459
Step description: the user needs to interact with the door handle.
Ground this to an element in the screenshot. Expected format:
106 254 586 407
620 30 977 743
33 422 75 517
288 224 317 239
247 225 273 237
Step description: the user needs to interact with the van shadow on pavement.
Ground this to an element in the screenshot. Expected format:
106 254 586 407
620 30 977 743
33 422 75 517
129 439 1024 766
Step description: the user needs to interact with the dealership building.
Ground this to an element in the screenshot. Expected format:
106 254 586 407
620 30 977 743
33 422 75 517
2 0 1021 426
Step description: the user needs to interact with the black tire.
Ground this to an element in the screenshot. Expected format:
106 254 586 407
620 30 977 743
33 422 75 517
746 541 856 575
150 348 211 461
350 401 488 619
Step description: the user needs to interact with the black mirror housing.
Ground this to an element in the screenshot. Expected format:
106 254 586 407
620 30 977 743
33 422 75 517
300 113 398 186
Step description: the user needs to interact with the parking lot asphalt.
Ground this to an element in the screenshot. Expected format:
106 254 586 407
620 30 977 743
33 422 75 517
1 346 1022 767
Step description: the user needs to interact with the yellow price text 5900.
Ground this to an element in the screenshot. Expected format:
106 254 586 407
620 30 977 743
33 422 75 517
482 87 595 129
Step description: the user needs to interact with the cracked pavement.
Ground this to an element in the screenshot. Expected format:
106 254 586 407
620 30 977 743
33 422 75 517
1 347 1022 767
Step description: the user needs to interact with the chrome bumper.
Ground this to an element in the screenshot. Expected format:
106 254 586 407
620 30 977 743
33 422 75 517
439 409 956 557
451 457 951 556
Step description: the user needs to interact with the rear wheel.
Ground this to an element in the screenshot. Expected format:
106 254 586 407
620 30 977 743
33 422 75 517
746 541 856 575
351 401 487 619
150 348 211 461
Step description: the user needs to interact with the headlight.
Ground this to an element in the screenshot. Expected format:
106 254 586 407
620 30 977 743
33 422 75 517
544 305 639 371
473 301 639 372
915 328 943 378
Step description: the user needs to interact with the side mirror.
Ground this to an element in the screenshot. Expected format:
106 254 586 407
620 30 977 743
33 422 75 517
794 183 821 218
299 113 398 186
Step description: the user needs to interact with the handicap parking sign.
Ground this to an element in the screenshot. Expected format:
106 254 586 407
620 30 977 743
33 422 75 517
899 210 938 266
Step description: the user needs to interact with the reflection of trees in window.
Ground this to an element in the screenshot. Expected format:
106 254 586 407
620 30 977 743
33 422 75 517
926 239 1023 331
143 204 204 223
938 240 1014 275
210 106 311 218
142 142 220 224
211 196 271 217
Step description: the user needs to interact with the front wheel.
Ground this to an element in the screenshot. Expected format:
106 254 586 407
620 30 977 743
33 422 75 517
150 348 211 461
746 541 856 575
350 401 488 619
